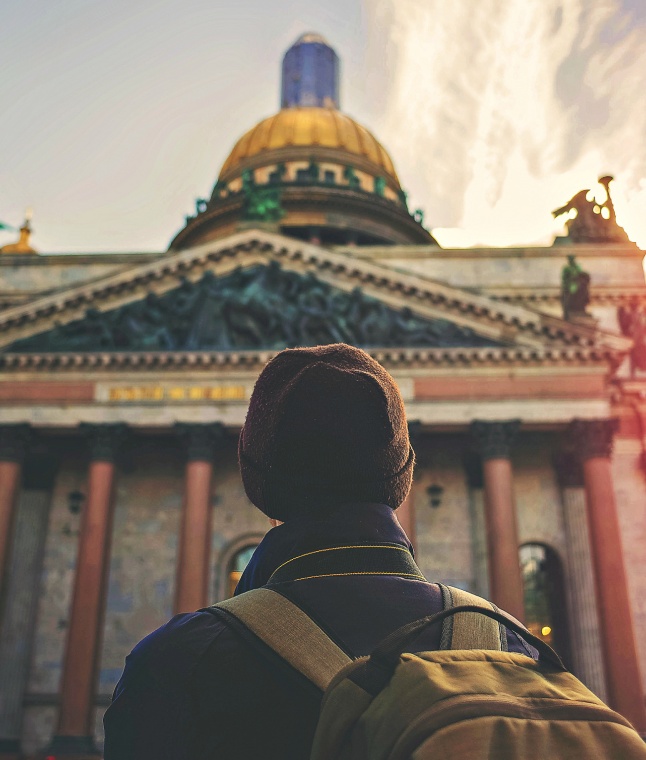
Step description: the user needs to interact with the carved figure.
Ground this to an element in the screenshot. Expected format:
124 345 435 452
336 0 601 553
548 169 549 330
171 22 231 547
343 166 360 189
618 300 646 375
561 255 590 319
306 159 320 182
114 294 176 350
552 177 630 244
9 264 501 353
241 170 284 222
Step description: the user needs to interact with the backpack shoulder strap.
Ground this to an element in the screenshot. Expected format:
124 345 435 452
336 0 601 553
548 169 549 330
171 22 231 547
213 588 352 691
438 584 508 652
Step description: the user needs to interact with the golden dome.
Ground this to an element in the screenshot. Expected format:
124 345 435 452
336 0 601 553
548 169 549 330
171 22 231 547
218 107 400 186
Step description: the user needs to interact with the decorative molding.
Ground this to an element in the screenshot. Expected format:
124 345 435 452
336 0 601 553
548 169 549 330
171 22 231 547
567 418 619 461
487 287 646 307
0 423 32 463
0 344 622 374
79 422 129 463
175 422 227 462
470 419 521 461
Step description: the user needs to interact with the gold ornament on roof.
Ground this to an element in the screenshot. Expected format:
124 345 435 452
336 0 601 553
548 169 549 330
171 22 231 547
0 210 38 254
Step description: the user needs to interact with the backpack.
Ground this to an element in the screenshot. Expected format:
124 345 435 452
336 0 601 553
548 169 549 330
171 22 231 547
213 585 646 759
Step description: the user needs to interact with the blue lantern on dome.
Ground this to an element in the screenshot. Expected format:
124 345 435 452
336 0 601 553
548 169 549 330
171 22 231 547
281 33 340 109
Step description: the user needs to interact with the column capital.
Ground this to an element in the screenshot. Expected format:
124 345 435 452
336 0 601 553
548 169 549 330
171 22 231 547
471 419 521 461
175 422 227 462
0 423 32 463
567 418 619 461
79 422 129 463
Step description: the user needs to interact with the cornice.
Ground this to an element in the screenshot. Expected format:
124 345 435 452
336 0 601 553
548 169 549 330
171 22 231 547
0 344 620 374
486 287 646 306
0 230 632 357
0 252 162 266
346 243 644 260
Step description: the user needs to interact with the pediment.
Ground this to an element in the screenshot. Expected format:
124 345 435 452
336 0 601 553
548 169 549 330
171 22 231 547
0 229 631 366
6 263 502 353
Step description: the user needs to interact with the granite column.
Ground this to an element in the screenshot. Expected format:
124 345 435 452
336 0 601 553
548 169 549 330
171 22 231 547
0 424 31 615
568 419 646 732
174 423 225 614
47 423 127 758
471 420 524 622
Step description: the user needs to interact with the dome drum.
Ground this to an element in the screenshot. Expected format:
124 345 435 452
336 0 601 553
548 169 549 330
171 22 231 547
169 183 432 250
213 157 404 207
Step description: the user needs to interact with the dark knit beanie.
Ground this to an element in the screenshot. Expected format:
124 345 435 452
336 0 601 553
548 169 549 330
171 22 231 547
238 343 414 520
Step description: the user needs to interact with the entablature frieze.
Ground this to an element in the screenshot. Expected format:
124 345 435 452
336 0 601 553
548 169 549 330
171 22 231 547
0 397 611 431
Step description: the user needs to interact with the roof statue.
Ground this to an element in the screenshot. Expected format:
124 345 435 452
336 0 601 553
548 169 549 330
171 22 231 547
618 300 646 376
0 211 37 254
560 254 591 320
552 176 631 244
241 170 285 223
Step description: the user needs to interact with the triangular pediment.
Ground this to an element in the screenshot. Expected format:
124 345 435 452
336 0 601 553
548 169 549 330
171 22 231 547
0 230 631 366
6 263 502 353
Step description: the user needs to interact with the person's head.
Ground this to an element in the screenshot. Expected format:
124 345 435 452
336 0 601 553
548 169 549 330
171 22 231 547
238 343 414 521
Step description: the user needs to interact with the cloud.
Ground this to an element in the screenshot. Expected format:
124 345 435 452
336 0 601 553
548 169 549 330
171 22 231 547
366 0 646 247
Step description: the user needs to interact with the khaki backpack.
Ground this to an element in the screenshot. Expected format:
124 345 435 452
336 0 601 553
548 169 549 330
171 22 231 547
214 585 646 759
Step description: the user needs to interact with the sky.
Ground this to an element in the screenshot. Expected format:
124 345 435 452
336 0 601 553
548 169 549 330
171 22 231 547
1 0 645 252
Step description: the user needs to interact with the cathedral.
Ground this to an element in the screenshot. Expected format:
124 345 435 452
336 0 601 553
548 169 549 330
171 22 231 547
0 33 645 758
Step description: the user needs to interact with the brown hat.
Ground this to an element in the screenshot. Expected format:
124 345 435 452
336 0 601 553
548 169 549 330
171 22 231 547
238 343 414 520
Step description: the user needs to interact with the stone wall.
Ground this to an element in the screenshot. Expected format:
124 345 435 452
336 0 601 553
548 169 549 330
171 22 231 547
209 445 269 603
514 434 567 555
0 254 159 304
359 245 645 291
413 435 476 590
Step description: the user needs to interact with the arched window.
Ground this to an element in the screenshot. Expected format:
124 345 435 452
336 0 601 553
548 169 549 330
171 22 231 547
519 543 571 665
227 544 258 598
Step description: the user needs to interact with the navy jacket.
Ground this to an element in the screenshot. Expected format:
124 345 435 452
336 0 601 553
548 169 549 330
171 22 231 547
104 504 536 760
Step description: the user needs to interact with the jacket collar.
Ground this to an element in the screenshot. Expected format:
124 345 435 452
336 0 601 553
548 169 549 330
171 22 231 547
235 503 413 595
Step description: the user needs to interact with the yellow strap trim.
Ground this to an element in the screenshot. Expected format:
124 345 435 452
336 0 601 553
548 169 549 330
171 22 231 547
290 571 425 582
271 544 411 577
